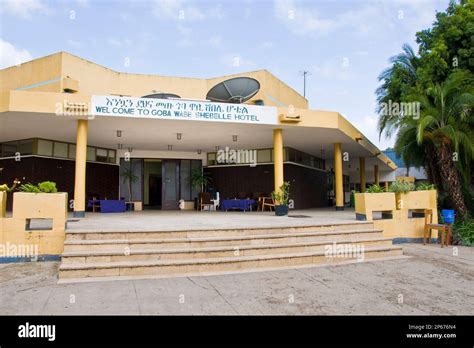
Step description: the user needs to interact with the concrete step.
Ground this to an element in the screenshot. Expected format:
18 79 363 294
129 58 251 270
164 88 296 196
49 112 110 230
65 222 374 241
62 237 393 263
63 228 384 252
59 245 404 279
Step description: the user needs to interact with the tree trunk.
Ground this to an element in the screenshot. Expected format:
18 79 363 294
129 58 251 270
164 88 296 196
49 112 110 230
425 146 442 188
436 143 467 216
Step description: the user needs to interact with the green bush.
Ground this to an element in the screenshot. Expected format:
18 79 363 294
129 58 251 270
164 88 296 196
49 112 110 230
389 180 414 194
366 184 385 193
452 217 474 247
18 181 58 193
18 183 41 193
416 182 436 191
37 181 58 193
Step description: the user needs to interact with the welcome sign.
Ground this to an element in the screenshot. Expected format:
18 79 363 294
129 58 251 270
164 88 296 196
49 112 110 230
91 95 278 125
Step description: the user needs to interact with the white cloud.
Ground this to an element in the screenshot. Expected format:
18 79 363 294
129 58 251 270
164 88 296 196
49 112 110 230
151 0 224 21
0 39 33 68
274 0 443 37
1 0 50 19
312 58 355 81
106 37 132 48
274 0 337 36
66 39 82 48
220 54 257 70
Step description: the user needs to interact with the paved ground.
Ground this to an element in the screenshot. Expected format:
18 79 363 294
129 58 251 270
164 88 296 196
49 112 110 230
0 244 472 315
65 208 361 232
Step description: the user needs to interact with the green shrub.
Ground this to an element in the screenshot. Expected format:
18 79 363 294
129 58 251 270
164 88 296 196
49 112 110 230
389 180 414 194
18 181 58 193
366 184 385 193
452 217 474 246
416 182 436 191
37 181 57 193
18 183 41 193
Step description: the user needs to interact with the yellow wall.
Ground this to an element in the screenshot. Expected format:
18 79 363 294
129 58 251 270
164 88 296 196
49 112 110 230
0 52 307 109
0 52 62 93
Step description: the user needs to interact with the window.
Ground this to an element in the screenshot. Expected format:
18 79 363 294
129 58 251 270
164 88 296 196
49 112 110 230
68 144 76 159
96 148 108 163
257 149 271 163
108 150 116 164
53 142 68 158
18 139 33 155
87 147 96 161
207 153 216 166
37 139 53 156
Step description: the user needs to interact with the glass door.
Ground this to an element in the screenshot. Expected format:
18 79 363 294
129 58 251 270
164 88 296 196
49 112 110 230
162 160 179 210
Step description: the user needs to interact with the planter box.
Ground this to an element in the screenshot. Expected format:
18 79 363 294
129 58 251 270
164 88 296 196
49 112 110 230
12 192 68 229
354 192 396 221
394 190 437 210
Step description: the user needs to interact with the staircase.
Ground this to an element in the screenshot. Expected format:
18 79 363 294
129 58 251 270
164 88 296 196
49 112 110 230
58 222 403 282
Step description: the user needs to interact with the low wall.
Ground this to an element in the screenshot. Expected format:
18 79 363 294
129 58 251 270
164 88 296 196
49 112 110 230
355 190 438 242
0 192 67 262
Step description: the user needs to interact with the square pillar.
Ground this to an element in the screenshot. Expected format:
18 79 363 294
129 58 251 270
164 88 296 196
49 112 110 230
359 157 366 193
273 129 284 196
334 143 344 211
374 165 379 186
73 119 88 218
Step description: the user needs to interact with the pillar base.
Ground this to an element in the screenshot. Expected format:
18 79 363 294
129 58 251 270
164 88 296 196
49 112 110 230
335 206 344 211
73 211 86 218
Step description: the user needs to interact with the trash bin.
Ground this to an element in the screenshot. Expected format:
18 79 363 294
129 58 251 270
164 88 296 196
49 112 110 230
441 209 455 224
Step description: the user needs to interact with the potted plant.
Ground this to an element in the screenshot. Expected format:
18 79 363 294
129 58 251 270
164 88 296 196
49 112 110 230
191 168 211 194
271 181 290 216
121 167 139 201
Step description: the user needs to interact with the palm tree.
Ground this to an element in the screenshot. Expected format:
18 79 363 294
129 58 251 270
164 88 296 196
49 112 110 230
376 44 420 138
412 71 474 215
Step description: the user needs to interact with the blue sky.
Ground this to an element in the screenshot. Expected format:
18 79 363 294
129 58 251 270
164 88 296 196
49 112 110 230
0 0 450 149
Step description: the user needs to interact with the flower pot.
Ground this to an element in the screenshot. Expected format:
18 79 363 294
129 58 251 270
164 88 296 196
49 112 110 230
274 205 289 216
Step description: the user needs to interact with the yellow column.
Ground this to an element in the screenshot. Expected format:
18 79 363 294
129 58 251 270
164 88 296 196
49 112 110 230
73 119 88 217
359 157 366 193
384 181 389 191
334 143 344 211
273 129 284 198
374 165 379 186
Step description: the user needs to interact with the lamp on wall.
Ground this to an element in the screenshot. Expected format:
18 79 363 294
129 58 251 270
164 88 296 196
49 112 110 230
197 149 202 154
127 147 133 153
177 133 182 140
118 144 123 149
116 130 122 137
215 146 220 151
232 135 238 142
168 145 173 151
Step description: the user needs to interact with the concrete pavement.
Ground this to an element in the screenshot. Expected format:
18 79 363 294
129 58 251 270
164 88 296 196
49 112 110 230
0 244 472 315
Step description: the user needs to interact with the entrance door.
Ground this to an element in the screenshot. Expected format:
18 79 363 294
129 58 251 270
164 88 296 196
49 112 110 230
162 160 179 210
149 174 162 207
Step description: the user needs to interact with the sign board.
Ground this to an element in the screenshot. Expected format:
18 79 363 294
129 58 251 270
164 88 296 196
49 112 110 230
91 95 278 125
